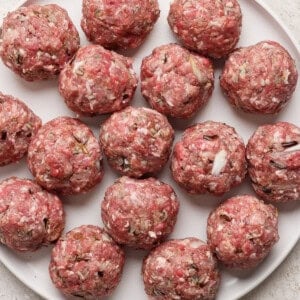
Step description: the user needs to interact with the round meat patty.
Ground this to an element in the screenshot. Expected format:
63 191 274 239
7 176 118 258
142 238 220 300
220 41 298 114
99 106 174 178
101 176 179 249
141 43 214 119
0 93 41 166
49 225 125 299
28 117 104 195
168 0 242 58
59 45 138 116
81 0 160 50
0 177 64 252
246 122 300 202
171 121 247 195
0 4 80 81
207 195 279 269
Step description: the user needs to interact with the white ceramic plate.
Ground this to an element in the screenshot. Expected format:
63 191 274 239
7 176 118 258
0 1 299 299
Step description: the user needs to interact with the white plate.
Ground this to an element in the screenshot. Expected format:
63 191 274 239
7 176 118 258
0 1 299 299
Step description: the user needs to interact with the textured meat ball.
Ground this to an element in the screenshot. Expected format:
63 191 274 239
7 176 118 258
28 117 104 195
0 177 64 252
81 0 160 50
59 45 138 116
171 121 247 195
0 93 41 166
220 41 298 114
49 225 125 299
0 4 80 81
168 0 242 58
99 106 174 178
142 238 220 300
141 43 214 119
207 195 279 269
246 122 300 202
101 176 179 249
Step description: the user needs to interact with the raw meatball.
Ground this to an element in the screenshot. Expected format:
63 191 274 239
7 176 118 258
207 195 279 269
220 41 298 114
171 121 247 195
81 0 160 50
168 0 242 58
49 225 125 299
141 44 214 119
101 176 179 249
0 4 80 81
0 177 64 252
0 93 41 166
142 238 220 300
99 106 174 177
246 122 300 202
28 117 104 195
59 45 138 116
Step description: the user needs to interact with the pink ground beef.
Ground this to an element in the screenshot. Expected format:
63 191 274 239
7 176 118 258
0 93 41 166
99 106 174 178
142 238 220 300
207 195 279 269
81 0 160 50
49 225 125 299
0 4 80 81
27 117 104 195
59 45 138 116
101 176 179 249
171 121 247 195
220 41 298 114
141 43 214 119
168 0 242 58
0 177 64 252
246 122 300 202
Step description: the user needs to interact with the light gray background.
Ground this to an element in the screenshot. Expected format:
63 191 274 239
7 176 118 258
0 0 299 299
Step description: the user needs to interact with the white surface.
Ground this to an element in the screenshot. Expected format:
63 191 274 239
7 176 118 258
0 0 299 300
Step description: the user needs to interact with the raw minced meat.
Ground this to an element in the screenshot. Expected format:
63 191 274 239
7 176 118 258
171 121 247 195
142 237 220 300
168 0 242 58
220 41 298 114
246 122 300 202
27 117 104 195
99 106 174 178
0 177 64 252
0 4 80 81
81 0 160 50
49 225 125 299
141 43 214 119
207 195 279 269
59 44 138 116
101 176 179 249
0 93 41 166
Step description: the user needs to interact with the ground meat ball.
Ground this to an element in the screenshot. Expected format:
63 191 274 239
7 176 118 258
0 4 80 81
171 121 246 195
49 225 125 299
99 106 174 177
0 93 41 166
168 0 242 58
220 41 298 114
207 195 279 269
142 238 220 300
141 44 214 119
28 117 104 195
81 0 160 50
101 176 179 249
0 177 64 252
59 45 138 116
246 122 300 202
